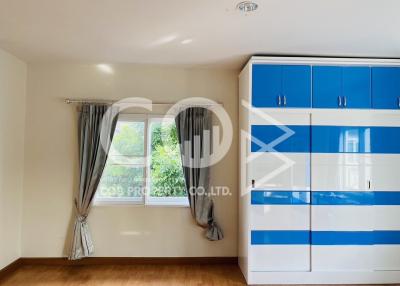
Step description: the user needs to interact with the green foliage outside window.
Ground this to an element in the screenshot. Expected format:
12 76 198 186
97 120 186 199
150 122 186 197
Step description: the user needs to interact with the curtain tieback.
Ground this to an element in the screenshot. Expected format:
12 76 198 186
77 215 87 223
206 221 224 241
208 221 218 229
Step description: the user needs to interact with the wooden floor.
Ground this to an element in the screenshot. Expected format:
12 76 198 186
0 264 246 286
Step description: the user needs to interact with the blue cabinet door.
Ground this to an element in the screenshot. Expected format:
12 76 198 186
342 67 371 109
282 65 311 108
313 66 371 109
252 64 311 108
372 67 400 109
252 64 281 107
313 66 342 108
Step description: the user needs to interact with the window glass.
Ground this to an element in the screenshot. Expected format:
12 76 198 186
96 120 145 201
95 117 187 206
149 119 186 201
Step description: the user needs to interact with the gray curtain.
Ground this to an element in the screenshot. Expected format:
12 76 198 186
175 107 223 241
69 104 119 260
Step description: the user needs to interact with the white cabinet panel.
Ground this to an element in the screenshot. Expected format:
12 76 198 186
370 155 400 191
251 205 310 230
249 153 310 190
312 246 373 271
312 206 373 231
374 206 400 271
375 246 400 271
250 245 310 272
311 110 400 127
250 111 311 126
375 206 400 230
312 154 371 191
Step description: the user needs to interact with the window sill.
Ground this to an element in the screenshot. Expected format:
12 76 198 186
145 201 189 208
93 198 189 208
146 197 189 208
93 198 144 206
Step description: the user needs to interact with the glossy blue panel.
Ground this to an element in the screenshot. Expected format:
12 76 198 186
375 192 400 205
312 231 373 245
251 231 400 245
252 65 281 107
374 231 400 244
251 125 310 153
312 125 369 153
342 67 371 109
312 66 342 108
251 230 310 245
252 191 400 205
369 126 400 153
312 126 400 154
251 191 310 205
372 67 400 109
282 65 311 108
312 192 374 205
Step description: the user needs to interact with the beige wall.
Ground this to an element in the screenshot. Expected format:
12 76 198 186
22 64 238 257
0 49 27 268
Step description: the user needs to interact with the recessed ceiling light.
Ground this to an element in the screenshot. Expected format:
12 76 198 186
181 39 193 45
236 1 258 12
96 64 114 74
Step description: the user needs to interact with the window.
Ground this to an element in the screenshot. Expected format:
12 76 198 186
95 114 188 206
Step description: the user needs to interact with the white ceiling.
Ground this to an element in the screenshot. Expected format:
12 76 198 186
0 0 399 68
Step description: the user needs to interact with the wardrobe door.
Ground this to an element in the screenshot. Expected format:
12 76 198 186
312 66 342 108
249 112 311 190
372 67 400 109
249 112 311 271
281 65 311 108
311 113 373 271
369 114 400 270
252 64 282 107
313 66 371 109
342 66 371 109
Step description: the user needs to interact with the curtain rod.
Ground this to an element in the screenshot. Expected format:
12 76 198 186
64 99 223 106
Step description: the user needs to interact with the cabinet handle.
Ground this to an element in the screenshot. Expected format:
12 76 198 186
368 180 371 190
278 95 281 106
251 179 255 188
343 96 347 107
398 97 400 108
283 95 287 106
338 96 342 107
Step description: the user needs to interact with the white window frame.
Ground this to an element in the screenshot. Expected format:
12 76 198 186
94 113 189 207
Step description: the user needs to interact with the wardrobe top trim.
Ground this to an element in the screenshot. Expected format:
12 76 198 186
250 56 400 66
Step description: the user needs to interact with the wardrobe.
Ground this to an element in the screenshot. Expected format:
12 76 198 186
238 57 400 284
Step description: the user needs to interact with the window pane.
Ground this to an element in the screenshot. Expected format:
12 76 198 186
97 164 144 199
96 120 145 201
149 120 186 198
109 121 145 157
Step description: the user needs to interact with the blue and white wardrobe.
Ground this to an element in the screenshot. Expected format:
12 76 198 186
238 57 400 284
